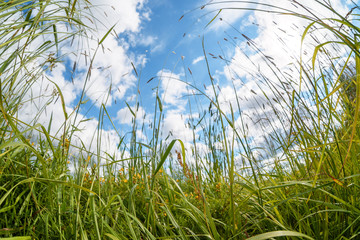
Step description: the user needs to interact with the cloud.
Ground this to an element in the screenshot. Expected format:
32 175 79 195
130 34 158 47
161 109 194 142
82 0 149 35
192 56 205 65
199 0 352 165
158 69 189 109
53 0 152 108
150 41 166 53
15 63 123 160
201 1 253 31
70 36 140 107
126 33 165 53
116 105 146 125
9 0 153 164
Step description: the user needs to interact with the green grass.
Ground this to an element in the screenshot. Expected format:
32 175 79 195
1 0 360 239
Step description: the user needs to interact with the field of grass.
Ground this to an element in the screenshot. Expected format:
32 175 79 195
1 0 360 239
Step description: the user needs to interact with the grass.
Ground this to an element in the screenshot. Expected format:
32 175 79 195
1 0 360 239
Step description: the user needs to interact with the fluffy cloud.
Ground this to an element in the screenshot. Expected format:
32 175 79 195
161 109 194 142
10 0 152 162
116 105 146 125
158 69 189 109
69 36 139 107
197 0 353 165
58 0 152 108
201 0 253 31
81 0 149 35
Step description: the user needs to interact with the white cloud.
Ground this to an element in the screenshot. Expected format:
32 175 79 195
15 64 123 161
8 0 152 164
161 109 194 143
126 32 165 53
158 69 188 109
127 33 157 47
192 56 205 65
136 129 147 141
70 36 139 107
53 0 152 108
116 105 146 125
202 1 253 31
150 41 166 53
198 0 352 167
82 0 149 35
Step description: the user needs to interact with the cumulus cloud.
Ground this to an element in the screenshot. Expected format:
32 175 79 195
60 0 151 107
160 109 203 167
158 69 189 109
201 0 253 31
82 0 149 35
69 36 139 107
161 109 194 142
198 0 353 166
116 105 146 125
10 0 152 162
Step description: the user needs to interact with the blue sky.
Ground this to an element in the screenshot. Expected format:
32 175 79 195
17 0 357 166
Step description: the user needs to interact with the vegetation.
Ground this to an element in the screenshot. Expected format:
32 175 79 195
1 0 360 239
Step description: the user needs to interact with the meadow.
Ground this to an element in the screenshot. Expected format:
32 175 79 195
0 0 360 239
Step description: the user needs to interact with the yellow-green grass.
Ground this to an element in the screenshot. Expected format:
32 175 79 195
1 1 360 239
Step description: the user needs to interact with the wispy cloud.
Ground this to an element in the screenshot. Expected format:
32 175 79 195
192 56 205 65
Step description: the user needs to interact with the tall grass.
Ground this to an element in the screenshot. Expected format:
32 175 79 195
1 0 360 239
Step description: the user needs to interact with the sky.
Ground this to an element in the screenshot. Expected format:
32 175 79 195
13 0 359 169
